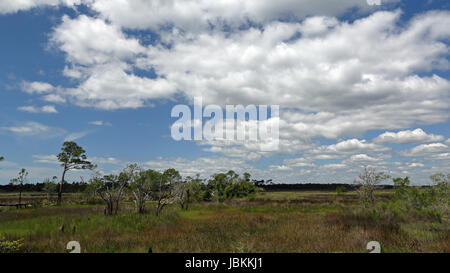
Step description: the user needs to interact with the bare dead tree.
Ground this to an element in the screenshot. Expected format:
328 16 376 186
154 176 172 216
89 172 127 215
354 166 390 208
173 181 189 210
10 168 28 206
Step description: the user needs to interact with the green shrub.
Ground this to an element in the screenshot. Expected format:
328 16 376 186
336 186 346 196
421 209 443 223
393 177 410 201
202 188 213 201
41 199 57 207
390 175 448 219
247 193 257 202
0 236 25 253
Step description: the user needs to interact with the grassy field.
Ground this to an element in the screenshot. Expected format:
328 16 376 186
0 191 448 253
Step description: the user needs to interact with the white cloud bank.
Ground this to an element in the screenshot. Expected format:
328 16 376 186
2 1 449 184
401 143 449 157
0 0 400 21
42 9 449 141
374 128 444 144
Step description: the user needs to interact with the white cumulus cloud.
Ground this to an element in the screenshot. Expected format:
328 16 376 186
374 128 444 144
402 143 449 157
18 105 58 114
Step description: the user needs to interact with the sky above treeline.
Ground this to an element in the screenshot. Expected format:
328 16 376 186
0 0 449 185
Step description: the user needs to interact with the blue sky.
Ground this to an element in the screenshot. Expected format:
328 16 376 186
0 0 449 185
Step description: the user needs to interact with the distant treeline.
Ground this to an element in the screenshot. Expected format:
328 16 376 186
1 181 431 193
0 182 88 193
259 183 434 192
260 183 391 192
0 181 377 193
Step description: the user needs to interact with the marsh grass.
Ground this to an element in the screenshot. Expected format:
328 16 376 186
0 191 448 253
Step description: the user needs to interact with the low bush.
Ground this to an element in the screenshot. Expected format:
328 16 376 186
0 235 26 253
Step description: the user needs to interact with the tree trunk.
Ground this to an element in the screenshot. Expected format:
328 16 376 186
18 186 22 206
106 201 113 215
114 199 119 215
57 168 67 206
186 190 190 210
137 198 145 214
156 200 163 216
156 201 167 216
